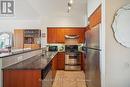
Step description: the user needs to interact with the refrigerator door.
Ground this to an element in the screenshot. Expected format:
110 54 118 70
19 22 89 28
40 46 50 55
85 24 100 49
85 49 101 87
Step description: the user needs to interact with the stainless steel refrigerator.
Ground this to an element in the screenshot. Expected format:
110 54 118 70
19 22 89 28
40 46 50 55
84 24 101 87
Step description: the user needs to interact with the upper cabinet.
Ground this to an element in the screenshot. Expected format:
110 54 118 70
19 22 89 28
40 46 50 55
55 28 65 43
14 30 24 49
47 27 85 44
88 5 101 28
14 29 41 49
47 28 57 43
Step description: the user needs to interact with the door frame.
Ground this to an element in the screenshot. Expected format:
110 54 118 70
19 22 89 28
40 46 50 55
100 2 106 87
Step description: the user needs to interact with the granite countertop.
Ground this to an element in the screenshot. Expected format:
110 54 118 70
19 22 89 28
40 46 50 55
3 52 57 70
0 48 42 58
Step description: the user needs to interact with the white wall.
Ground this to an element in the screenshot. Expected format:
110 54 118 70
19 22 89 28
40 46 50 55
0 0 42 32
0 20 42 32
87 0 101 17
105 0 130 87
0 59 2 87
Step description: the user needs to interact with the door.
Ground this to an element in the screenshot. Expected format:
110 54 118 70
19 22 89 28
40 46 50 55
47 28 57 43
56 29 65 43
14 29 24 49
57 52 65 70
3 70 41 87
85 49 101 87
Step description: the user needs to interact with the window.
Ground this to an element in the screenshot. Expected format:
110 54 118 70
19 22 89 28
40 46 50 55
0 33 12 49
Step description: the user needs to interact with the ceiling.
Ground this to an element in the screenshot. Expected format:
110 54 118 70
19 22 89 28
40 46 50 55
26 0 87 18
0 0 87 27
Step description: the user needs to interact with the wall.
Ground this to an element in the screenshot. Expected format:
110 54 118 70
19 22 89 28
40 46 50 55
87 0 101 17
0 0 42 32
0 20 42 32
105 0 130 87
0 59 2 87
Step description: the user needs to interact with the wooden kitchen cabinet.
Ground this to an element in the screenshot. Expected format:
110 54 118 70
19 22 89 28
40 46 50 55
73 29 85 43
14 29 24 49
14 29 41 49
47 28 57 43
57 52 65 70
47 28 85 43
3 70 42 87
89 5 101 28
56 29 65 43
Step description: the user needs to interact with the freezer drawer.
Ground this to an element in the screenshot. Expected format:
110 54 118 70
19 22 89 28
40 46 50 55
85 49 101 87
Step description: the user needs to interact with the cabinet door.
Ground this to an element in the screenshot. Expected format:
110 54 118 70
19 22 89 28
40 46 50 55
47 28 57 43
57 52 65 70
89 5 101 28
76 29 85 43
14 29 24 49
52 54 58 79
56 29 65 43
3 70 41 87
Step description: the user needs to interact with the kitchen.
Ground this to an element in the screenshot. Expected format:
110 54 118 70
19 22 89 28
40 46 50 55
1 0 130 87
0 0 101 87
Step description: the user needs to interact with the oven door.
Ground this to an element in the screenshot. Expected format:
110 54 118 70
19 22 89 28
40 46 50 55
65 54 80 65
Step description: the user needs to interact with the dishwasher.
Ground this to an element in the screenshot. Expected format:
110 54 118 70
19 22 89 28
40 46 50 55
42 63 52 87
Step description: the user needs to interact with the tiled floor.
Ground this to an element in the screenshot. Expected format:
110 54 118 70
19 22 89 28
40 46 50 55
52 70 87 87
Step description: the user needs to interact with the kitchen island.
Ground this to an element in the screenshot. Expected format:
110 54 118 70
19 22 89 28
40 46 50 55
2 52 57 87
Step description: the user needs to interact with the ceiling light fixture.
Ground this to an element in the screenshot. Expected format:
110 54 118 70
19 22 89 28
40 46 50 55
69 0 73 4
67 0 74 13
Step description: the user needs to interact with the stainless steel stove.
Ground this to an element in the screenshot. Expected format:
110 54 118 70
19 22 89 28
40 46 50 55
65 45 81 70
64 35 81 71
65 52 81 70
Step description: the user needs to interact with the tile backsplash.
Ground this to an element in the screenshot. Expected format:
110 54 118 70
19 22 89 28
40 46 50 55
47 44 83 52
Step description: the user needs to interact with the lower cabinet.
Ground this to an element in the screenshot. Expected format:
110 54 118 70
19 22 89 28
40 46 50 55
3 70 42 87
57 52 65 70
3 53 65 87
3 52 66 87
